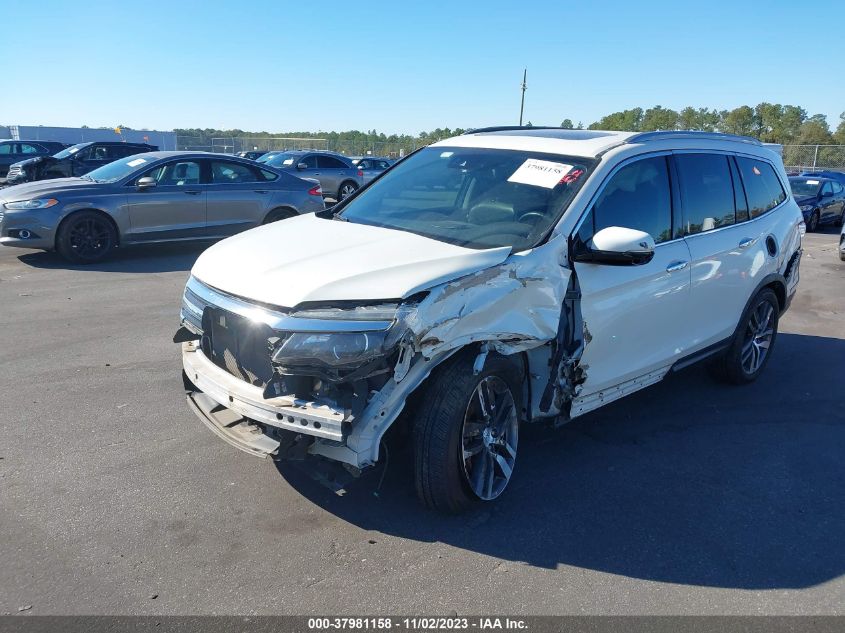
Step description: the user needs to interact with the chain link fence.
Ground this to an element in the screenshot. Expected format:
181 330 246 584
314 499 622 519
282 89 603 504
782 145 845 173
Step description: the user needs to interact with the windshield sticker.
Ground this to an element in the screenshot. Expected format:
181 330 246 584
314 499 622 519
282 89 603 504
68 147 79 154
126 158 147 167
508 159 574 188
282 159 295 165
440 151 454 158
806 179 820 185
752 166 761 175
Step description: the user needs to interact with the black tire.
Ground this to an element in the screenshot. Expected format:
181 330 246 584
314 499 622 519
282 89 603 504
262 207 297 225
838 209 845 227
806 210 820 232
709 288 779 385
338 181 358 200
412 351 522 513
55 211 117 264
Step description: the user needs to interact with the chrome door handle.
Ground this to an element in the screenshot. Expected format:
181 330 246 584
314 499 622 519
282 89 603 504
666 261 689 272
738 237 757 248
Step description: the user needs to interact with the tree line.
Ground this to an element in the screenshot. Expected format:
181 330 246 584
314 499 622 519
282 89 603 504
577 104 845 146
170 104 845 155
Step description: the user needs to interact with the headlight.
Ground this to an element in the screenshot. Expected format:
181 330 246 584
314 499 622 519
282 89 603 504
271 330 395 370
272 302 417 373
4 198 59 210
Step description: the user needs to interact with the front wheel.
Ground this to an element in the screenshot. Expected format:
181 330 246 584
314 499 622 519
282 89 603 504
412 353 521 513
55 211 117 263
338 181 358 200
710 288 779 385
806 210 820 232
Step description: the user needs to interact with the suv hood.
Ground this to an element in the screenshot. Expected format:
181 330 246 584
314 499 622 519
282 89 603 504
191 213 512 307
0 177 102 201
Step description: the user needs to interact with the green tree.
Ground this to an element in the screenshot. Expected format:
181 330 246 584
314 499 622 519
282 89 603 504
560 119 574 129
589 107 644 131
796 115 834 145
834 112 845 145
721 106 755 136
641 106 679 131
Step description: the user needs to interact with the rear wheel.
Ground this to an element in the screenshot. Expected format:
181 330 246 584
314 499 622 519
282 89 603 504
338 181 358 200
262 207 296 225
412 353 521 513
709 288 779 385
55 211 117 264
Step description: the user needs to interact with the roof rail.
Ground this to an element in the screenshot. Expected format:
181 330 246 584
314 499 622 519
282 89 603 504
625 130 762 146
463 126 560 134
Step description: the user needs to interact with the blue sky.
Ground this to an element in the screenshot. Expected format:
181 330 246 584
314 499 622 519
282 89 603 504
3 0 843 134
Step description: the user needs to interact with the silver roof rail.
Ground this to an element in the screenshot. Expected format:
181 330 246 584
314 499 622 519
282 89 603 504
625 131 762 146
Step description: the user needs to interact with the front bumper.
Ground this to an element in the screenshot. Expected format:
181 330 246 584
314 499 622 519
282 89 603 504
182 341 348 445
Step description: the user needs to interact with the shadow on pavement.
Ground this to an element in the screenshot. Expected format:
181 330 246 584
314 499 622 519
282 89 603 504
276 332 845 589
16 241 210 273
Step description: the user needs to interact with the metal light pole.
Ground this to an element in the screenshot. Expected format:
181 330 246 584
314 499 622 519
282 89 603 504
519 68 527 126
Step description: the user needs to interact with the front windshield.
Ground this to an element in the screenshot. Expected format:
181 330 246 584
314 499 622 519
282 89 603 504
255 152 278 163
337 146 595 250
84 154 154 183
53 143 88 159
264 152 302 168
790 178 822 197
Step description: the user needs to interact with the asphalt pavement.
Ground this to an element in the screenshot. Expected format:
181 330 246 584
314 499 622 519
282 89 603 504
0 229 843 615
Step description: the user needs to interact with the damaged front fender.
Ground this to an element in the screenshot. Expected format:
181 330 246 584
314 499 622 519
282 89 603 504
404 236 572 359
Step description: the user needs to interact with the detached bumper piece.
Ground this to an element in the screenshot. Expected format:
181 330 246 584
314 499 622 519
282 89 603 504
187 390 280 459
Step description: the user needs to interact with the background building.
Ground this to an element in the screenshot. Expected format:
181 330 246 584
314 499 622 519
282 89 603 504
0 124 176 149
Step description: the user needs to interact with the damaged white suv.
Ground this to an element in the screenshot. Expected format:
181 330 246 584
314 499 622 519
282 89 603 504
178 128 803 512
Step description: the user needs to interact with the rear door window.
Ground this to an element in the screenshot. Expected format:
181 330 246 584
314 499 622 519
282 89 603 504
210 160 260 183
317 155 348 169
675 154 736 235
735 157 786 219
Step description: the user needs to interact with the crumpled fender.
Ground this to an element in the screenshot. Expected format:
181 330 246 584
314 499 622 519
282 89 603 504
404 236 571 358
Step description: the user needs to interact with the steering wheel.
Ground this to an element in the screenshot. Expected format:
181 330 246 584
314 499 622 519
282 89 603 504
517 211 545 224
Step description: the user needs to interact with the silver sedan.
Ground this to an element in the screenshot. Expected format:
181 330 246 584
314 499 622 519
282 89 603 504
0 151 325 263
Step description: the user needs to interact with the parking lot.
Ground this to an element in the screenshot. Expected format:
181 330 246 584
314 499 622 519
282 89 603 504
0 228 843 615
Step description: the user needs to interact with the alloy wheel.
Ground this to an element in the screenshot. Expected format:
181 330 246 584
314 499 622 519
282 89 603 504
460 376 518 501
741 300 775 375
68 217 113 260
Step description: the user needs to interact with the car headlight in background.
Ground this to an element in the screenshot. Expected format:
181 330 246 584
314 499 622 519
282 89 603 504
4 198 59 210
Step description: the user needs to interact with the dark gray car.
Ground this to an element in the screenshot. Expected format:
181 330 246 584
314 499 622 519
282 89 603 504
0 151 325 263
263 150 363 200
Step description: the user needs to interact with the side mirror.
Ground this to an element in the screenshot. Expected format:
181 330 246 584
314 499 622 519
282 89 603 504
821 190 833 198
136 176 157 190
296 163 308 170
572 226 655 266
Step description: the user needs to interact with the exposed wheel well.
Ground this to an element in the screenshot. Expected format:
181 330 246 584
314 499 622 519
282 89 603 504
764 279 786 313
55 209 120 249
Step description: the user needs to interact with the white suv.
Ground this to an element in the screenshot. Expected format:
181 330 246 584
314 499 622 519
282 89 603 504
177 128 803 512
